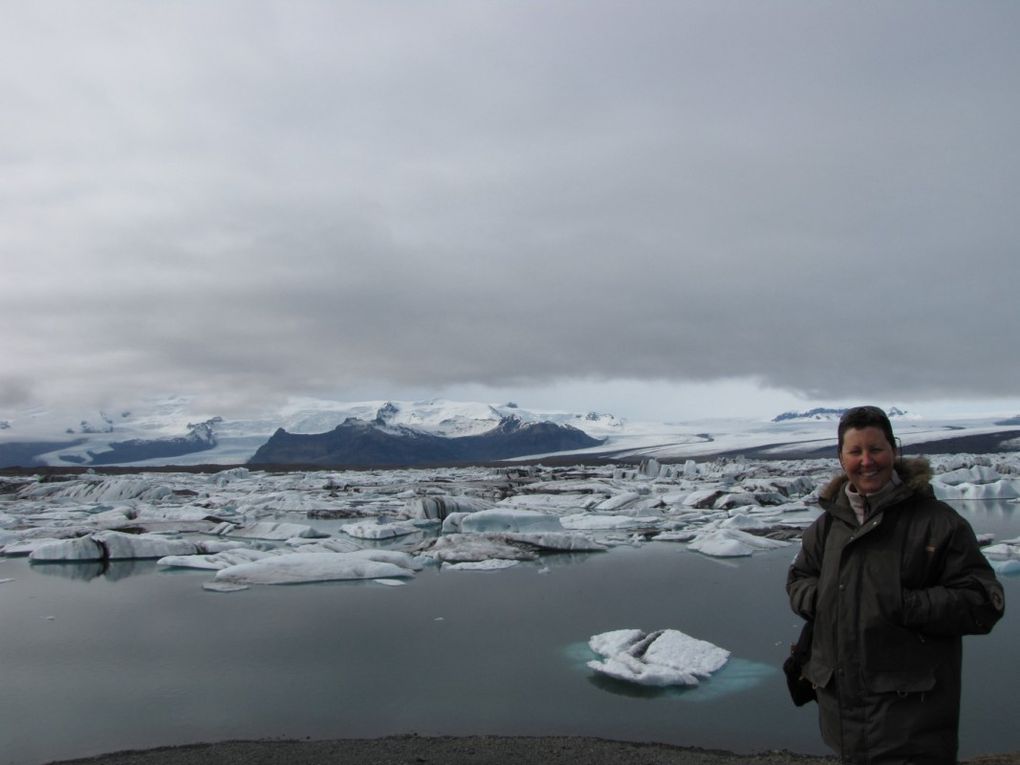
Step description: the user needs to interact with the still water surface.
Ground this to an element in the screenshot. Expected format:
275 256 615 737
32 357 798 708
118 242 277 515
0 502 1016 765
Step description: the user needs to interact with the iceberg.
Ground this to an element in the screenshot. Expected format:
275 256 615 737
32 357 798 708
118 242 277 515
29 536 104 562
214 552 417 585
442 559 521 571
587 628 730 687
687 528 790 558
91 531 199 560
418 533 539 563
593 492 642 511
223 521 327 540
458 508 563 534
407 495 494 520
158 547 277 570
340 520 421 539
990 559 1020 575
29 531 198 561
937 466 1004 485
502 531 608 552
560 513 661 531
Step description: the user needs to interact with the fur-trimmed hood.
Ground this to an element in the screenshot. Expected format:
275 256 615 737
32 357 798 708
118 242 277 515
818 456 933 503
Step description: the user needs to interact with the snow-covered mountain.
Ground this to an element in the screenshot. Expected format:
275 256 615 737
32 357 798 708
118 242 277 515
249 413 605 467
0 397 625 468
1 396 1018 469
771 406 913 423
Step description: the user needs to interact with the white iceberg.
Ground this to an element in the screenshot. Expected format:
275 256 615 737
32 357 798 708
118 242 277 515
933 479 1020 501
593 492 642 512
214 552 416 585
687 528 790 558
92 531 199 560
990 559 1020 575
587 628 729 687
29 532 199 561
442 559 521 571
29 536 105 562
937 466 1004 485
158 548 277 570
458 508 563 534
224 521 326 540
503 531 608 552
286 537 362 554
407 495 494 520
340 520 421 539
418 533 538 563
560 513 661 531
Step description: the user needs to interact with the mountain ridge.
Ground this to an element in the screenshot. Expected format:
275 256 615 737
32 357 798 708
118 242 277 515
248 414 606 467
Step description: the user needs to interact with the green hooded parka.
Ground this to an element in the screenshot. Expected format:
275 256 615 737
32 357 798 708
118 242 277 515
787 458 1004 764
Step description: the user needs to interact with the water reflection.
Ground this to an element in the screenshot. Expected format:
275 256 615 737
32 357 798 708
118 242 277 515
29 559 158 582
1 534 1016 765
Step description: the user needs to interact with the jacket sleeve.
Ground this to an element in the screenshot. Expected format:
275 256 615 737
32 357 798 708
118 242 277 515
900 515 1006 636
786 514 826 620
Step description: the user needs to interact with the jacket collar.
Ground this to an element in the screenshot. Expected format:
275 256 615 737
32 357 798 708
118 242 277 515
818 457 933 522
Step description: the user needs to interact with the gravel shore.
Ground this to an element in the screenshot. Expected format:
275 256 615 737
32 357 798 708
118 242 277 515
45 736 1020 765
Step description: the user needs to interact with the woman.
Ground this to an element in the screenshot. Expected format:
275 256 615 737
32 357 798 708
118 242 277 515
787 406 1005 764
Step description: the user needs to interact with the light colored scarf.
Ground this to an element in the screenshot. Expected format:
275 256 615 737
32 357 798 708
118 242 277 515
845 470 903 526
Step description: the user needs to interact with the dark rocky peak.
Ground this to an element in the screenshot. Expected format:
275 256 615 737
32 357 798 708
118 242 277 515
374 402 400 425
186 417 223 444
493 414 525 433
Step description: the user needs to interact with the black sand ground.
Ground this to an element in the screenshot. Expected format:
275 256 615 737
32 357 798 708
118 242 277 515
45 736 1020 765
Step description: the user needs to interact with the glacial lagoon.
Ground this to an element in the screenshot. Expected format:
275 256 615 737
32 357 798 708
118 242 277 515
0 506 1016 765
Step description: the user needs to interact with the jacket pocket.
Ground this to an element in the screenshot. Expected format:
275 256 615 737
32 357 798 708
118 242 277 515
803 659 833 690
864 669 936 694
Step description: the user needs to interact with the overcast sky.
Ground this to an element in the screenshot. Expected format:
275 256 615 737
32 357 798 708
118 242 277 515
2 1 1019 422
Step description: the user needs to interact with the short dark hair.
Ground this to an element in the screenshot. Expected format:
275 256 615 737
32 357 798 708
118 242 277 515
837 406 896 454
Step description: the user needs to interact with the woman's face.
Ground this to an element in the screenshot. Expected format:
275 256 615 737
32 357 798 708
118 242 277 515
839 426 896 495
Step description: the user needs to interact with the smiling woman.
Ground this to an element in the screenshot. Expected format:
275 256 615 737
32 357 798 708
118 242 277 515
837 405 898 499
788 406 1006 765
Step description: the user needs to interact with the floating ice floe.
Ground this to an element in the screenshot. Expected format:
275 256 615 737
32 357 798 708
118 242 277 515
938 466 1004 486
687 528 791 558
442 559 521 571
213 551 417 585
19 477 175 503
931 466 1020 501
502 531 608 552
982 538 1020 575
221 521 327 540
560 513 661 531
341 520 422 539
418 533 539 563
2 538 68 557
29 531 198 562
407 495 494 520
158 547 277 570
456 508 563 534
587 628 729 687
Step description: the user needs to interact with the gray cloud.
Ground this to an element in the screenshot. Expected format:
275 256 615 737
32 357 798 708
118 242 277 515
2 1 1019 416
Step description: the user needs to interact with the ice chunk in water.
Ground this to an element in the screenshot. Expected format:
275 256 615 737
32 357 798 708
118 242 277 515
587 628 729 687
